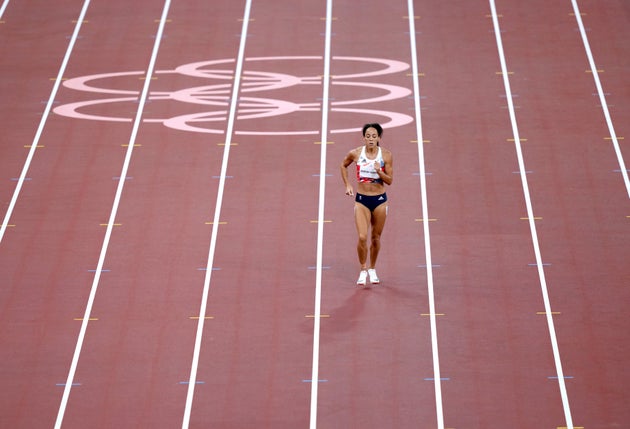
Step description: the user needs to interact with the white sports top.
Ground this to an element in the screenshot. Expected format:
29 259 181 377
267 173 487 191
356 146 384 183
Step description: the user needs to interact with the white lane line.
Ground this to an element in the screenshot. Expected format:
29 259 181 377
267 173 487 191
53 2 172 427
308 0 333 427
0 0 10 19
0 1 90 244
180 0 252 427
488 2 574 428
571 0 630 199
406 2 444 429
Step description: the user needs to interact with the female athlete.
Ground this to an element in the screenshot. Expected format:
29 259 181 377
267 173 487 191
340 123 393 285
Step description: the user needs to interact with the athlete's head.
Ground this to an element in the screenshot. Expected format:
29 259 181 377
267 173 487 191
362 122 383 137
362 123 383 146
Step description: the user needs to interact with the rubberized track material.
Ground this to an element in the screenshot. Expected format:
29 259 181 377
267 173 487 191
1 0 628 428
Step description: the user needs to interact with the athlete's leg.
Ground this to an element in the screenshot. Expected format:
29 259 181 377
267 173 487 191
354 203 371 270
369 203 388 268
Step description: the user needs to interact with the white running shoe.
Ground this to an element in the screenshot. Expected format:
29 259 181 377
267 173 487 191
357 270 368 286
367 268 380 284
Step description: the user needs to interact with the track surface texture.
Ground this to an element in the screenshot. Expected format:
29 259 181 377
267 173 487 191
0 0 628 428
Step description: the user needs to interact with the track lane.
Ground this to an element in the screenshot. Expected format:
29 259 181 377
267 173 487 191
0 2 138 427
318 1 436 427
414 1 572 426
181 1 328 427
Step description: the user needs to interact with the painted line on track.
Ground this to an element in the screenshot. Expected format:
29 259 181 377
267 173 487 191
181 0 252 428
308 0 333 428
488 1 574 428
53 2 172 428
0 1 89 245
570 0 629 199
406 1 445 428
0 0 10 19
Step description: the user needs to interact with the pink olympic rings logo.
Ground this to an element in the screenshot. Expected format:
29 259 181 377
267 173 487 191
54 56 414 135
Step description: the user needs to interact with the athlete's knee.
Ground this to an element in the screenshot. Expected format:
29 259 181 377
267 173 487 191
370 235 381 246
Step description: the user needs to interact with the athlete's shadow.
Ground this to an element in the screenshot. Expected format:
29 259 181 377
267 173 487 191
322 286 373 335
321 265 426 337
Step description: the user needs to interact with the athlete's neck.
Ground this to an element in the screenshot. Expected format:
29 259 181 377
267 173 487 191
364 145 379 157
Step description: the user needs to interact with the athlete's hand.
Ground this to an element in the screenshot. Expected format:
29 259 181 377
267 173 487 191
373 161 382 172
345 186 354 196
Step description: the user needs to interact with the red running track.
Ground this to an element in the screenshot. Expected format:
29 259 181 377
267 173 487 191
0 0 628 428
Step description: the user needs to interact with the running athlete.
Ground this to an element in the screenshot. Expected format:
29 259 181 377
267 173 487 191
340 123 393 286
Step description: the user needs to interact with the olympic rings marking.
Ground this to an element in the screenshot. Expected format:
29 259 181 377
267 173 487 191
53 56 414 135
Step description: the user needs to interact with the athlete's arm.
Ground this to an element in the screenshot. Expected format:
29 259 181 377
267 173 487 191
375 149 393 186
340 149 358 196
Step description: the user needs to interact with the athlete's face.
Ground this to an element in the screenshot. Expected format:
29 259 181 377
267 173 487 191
363 127 380 147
